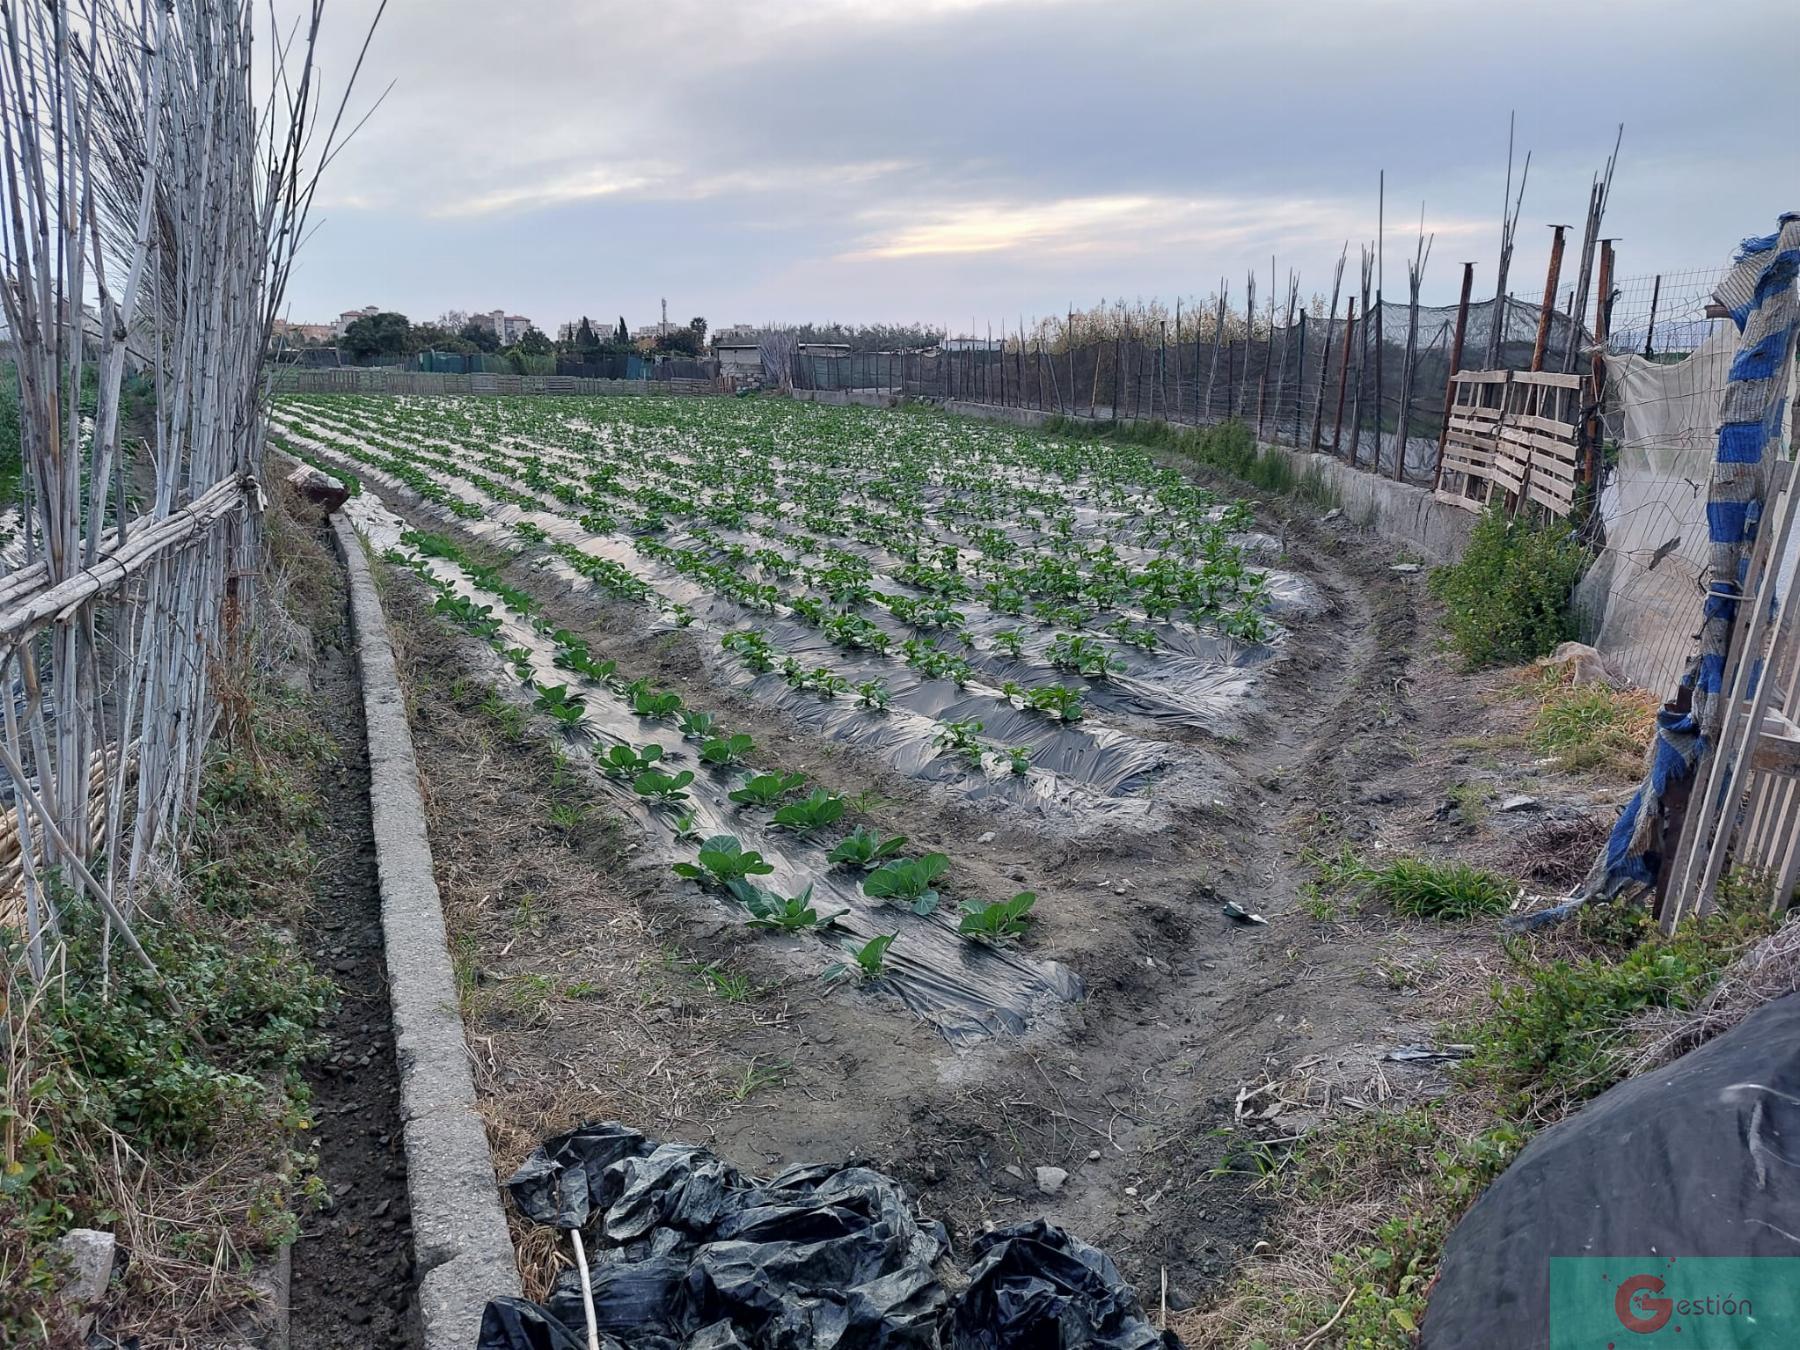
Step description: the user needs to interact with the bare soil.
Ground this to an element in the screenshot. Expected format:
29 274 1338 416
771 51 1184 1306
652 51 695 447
284 502 422 1350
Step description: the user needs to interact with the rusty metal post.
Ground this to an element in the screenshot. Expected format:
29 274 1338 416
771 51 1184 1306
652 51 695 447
1643 274 1662 359
1584 239 1616 493
1433 262 1476 491
1530 224 1569 372
1332 298 1355 456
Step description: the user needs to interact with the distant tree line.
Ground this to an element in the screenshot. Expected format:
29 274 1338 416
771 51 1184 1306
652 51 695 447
292 309 717 364
560 315 710 359
287 311 969 363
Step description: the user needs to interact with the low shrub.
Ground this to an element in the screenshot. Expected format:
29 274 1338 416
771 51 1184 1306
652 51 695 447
1044 415 1333 505
1316 848 1517 920
1429 503 1588 668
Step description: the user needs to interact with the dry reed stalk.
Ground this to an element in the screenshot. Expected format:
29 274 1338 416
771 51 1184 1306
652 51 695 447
0 0 384 981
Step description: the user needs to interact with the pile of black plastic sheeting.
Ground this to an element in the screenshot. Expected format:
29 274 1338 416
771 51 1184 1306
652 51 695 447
478 1122 1182 1349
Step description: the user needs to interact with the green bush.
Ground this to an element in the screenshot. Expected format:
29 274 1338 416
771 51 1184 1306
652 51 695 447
1360 856 1517 920
1429 503 1588 667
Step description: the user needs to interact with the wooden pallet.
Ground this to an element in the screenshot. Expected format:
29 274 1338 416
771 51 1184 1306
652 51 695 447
1501 372 1584 517
1434 369 1508 512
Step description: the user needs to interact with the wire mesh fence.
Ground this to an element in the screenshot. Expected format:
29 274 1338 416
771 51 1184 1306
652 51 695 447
791 261 1764 706
790 292 1592 485
1575 267 1737 694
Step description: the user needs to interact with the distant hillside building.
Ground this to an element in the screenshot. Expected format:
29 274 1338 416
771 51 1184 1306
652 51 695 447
468 310 535 346
334 305 380 336
941 336 1002 352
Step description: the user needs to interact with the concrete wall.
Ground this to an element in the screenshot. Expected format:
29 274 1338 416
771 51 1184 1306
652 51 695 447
789 388 901 409
1271 447 1476 564
272 368 718 397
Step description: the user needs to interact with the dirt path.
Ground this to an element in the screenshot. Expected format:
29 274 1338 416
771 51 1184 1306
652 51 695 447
287 521 422 1350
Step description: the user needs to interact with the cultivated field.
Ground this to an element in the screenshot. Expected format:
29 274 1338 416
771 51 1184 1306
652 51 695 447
270 392 1431 1306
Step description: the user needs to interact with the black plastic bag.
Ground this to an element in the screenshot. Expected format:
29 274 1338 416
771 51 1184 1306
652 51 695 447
948 1220 1178 1350
477 1123 1182 1350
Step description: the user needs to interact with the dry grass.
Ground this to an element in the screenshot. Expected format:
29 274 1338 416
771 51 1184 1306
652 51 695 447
1506 813 1611 890
3 500 340 1346
1173 1085 1505 1350
1629 911 1800 1067
1515 663 1657 778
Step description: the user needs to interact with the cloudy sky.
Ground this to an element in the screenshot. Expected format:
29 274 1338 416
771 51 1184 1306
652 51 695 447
283 0 1798 337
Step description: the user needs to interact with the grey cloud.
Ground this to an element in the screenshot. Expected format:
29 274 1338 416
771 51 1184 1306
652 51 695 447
284 0 1799 332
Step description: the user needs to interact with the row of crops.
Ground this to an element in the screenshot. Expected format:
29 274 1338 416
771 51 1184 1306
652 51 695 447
272 394 1304 1037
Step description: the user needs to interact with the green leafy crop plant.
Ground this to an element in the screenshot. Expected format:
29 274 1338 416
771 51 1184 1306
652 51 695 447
1047 632 1124 679
827 826 908 869
672 834 776 888
824 933 897 985
699 733 754 767
677 709 716 738
531 683 586 727
770 789 846 832
631 687 684 720
740 884 845 932
958 891 1037 945
729 770 809 808
630 768 695 804
935 717 985 767
863 853 949 916
598 742 664 778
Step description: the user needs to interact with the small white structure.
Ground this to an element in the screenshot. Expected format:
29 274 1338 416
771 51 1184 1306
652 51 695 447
715 343 763 378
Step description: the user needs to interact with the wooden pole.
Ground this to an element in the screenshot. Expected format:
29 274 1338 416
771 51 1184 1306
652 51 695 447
1174 300 1183 424
1332 296 1356 453
1101 338 1116 423
1203 284 1227 424
1393 212 1432 482
1374 171 1386 473
1348 245 1373 469
1434 261 1477 490
1309 248 1346 451
1159 320 1168 421
1237 270 1257 420
1293 309 1307 445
